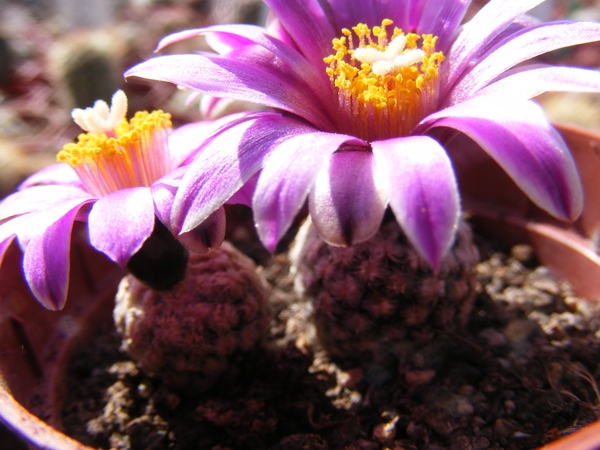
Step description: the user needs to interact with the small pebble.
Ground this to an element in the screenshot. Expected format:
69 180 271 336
513 431 532 439
373 414 398 442
472 436 491 450
510 244 534 263
454 397 474 416
405 369 436 385
341 368 363 388
504 319 536 344
479 328 508 347
504 399 515 415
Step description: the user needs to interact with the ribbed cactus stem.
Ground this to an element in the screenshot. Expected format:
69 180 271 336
290 216 480 366
114 242 271 392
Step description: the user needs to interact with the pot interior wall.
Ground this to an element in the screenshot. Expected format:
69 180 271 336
0 224 123 449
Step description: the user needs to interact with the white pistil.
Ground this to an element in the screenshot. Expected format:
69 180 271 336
372 49 425 76
383 34 407 59
352 46 386 65
71 89 128 134
353 34 425 76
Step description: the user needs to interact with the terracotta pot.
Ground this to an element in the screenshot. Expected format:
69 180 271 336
1 124 600 449
449 122 600 302
0 224 124 450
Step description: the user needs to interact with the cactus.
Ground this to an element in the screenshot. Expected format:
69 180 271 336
114 242 271 392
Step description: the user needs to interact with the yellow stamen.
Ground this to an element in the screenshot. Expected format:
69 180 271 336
324 19 444 141
57 97 172 197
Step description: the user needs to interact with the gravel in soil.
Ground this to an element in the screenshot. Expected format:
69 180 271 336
61 241 600 450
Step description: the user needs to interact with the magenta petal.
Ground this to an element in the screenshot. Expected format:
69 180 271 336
152 184 177 230
0 214 31 265
22 205 82 310
151 169 186 232
153 168 226 252
327 0 410 32
254 132 365 251
449 20 600 103
88 187 155 267
309 150 387 247
0 236 13 266
168 115 247 168
178 207 226 253
160 25 272 55
173 113 315 234
126 54 333 129
327 0 385 31
159 24 333 106
15 196 94 251
476 65 600 99
265 14 297 48
168 120 223 168
227 173 259 207
416 0 469 53
204 31 256 54
263 0 336 68
482 15 541 52
19 163 83 189
421 98 583 221
372 136 460 270
161 24 322 79
443 0 545 91
157 27 251 52
0 185 93 222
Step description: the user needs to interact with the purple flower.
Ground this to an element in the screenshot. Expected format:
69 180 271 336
0 91 225 310
126 0 600 270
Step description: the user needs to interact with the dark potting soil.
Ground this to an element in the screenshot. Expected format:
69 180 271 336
61 240 600 450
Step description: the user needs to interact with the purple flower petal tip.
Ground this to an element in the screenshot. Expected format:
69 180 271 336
373 136 460 270
178 207 226 253
309 150 386 247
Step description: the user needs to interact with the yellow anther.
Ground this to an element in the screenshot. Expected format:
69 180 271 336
323 19 444 141
406 33 420 49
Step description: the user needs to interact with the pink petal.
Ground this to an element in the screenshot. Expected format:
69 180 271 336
227 173 259 207
126 53 334 130
253 131 365 251
172 113 315 234
168 114 248 168
309 150 387 247
443 0 545 92
421 97 583 222
178 207 226 253
263 0 336 69
476 65 600 99
19 163 83 189
22 200 91 310
415 0 470 54
449 20 600 104
372 136 460 270
88 187 155 267
0 185 94 222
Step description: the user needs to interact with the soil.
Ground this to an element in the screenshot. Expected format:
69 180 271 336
60 236 600 450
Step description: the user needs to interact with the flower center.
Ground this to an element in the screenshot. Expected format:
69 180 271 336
57 90 172 197
324 19 444 141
